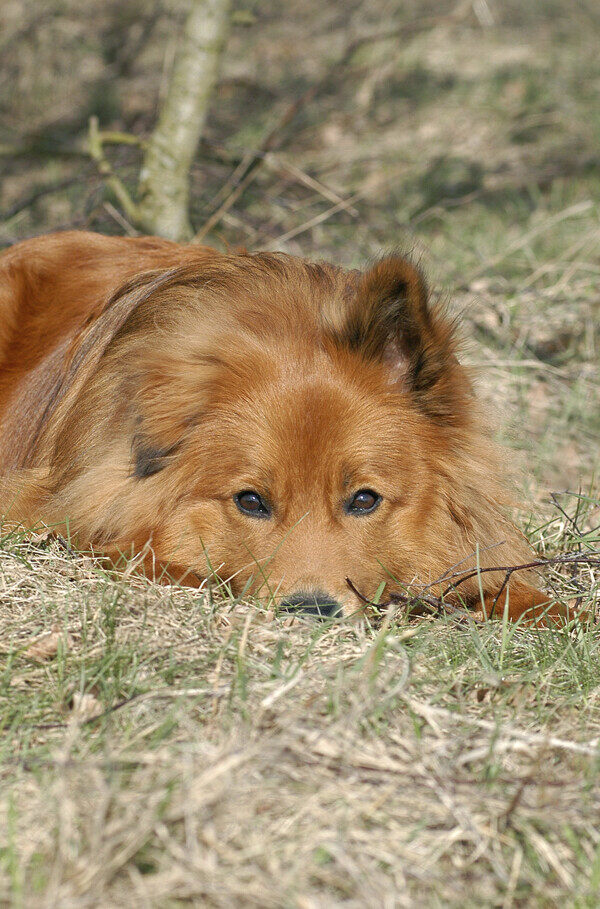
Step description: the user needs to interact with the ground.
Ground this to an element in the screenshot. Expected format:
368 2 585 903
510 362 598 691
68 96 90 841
1 1 599 905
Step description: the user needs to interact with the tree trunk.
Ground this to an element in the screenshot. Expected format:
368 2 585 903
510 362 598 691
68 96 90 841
137 0 231 240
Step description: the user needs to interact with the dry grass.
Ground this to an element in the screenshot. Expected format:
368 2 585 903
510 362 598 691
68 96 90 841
1 504 599 906
1 0 600 905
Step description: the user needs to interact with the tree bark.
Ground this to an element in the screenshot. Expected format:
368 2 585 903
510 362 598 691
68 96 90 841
137 0 231 240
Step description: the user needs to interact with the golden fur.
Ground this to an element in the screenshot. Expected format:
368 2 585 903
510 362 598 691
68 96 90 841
0 231 563 621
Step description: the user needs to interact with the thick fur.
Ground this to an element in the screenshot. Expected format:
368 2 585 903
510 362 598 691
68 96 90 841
0 231 562 621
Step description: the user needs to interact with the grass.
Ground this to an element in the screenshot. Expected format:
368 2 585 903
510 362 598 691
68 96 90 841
0 497 599 906
1 0 600 905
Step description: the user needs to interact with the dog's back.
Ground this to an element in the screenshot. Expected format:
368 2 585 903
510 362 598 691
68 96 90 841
0 231 217 469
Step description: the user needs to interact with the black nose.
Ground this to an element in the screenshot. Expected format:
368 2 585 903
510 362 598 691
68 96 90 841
280 591 342 618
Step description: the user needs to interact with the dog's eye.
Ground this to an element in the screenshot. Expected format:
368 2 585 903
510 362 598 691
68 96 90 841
234 490 271 518
346 489 382 515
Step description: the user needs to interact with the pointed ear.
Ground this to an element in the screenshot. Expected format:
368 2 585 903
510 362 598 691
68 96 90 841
336 256 472 425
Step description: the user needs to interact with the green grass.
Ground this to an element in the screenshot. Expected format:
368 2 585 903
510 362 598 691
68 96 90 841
0 495 599 905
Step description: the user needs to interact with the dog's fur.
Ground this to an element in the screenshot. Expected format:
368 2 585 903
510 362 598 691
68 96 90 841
0 231 562 621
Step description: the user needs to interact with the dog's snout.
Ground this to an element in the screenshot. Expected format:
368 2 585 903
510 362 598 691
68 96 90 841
280 591 342 618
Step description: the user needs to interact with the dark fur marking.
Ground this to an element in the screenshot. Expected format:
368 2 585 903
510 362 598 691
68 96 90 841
133 441 178 478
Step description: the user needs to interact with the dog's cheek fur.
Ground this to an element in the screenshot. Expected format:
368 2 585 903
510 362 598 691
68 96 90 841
152 499 307 595
421 441 543 609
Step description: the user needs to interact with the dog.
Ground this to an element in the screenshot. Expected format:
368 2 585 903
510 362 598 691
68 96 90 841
0 230 565 622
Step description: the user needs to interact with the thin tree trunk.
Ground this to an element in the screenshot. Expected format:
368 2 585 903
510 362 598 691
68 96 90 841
137 0 231 240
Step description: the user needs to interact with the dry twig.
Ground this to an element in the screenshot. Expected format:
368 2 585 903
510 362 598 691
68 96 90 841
347 551 600 621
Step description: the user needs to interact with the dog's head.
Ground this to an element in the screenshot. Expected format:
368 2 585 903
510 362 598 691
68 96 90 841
34 252 531 615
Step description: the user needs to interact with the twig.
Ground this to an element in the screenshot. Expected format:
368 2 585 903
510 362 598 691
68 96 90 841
347 551 600 621
103 200 139 236
345 577 481 623
264 155 360 217
550 491 584 539
270 191 363 245
54 535 76 558
441 552 600 599
94 130 147 149
87 116 141 225
193 81 327 241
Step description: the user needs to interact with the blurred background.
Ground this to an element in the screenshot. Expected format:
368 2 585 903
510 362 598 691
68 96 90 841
1 0 598 505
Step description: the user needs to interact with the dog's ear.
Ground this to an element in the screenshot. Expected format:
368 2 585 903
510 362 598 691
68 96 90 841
336 256 471 425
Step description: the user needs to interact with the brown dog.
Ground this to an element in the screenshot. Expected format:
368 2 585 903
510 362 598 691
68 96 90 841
0 231 561 621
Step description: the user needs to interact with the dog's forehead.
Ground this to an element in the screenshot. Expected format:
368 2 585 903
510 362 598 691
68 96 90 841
214 358 417 482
